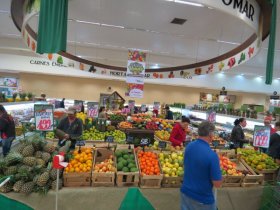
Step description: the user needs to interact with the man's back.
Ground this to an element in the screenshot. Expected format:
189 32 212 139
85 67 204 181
181 139 221 205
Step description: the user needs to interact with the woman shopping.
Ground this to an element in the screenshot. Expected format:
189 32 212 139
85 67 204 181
230 118 248 148
170 116 190 147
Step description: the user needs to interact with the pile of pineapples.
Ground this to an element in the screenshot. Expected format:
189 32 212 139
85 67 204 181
0 134 71 194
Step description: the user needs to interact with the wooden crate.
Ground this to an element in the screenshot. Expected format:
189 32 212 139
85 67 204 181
92 172 115 187
116 149 139 187
222 175 244 187
139 174 163 188
92 148 115 187
63 172 91 187
240 159 264 187
255 168 278 183
216 149 236 159
161 176 183 188
137 152 163 188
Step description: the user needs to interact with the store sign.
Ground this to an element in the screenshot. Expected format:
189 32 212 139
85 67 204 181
128 100 135 112
125 50 146 98
87 102 99 118
34 104 54 131
158 141 167 149
126 136 134 144
140 138 150 146
76 140 86 146
197 0 260 31
270 95 280 100
253 125 270 148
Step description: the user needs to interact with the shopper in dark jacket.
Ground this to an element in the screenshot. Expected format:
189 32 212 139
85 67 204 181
165 106 173 120
56 106 83 150
268 121 280 161
230 118 247 148
59 98 65 108
0 105 16 156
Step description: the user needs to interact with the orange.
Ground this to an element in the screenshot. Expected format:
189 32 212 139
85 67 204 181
75 168 80 172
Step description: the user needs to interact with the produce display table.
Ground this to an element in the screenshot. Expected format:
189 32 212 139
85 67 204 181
1 186 264 210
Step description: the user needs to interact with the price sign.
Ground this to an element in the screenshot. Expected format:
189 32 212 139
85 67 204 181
87 102 99 118
126 136 134 144
76 141 86 146
212 140 220 147
34 104 54 131
74 100 84 112
158 141 167 149
105 136 114 143
140 138 150 146
253 125 271 148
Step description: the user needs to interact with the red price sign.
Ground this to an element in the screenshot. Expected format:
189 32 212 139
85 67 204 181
34 104 54 131
88 108 98 118
37 119 52 130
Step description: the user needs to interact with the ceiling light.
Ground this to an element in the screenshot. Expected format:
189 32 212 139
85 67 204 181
277 78 280 80
259 76 263 78
101 24 125 29
240 74 244 76
217 40 240 45
167 0 204 7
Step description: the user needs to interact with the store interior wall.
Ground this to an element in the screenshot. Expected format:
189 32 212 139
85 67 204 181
17 73 269 109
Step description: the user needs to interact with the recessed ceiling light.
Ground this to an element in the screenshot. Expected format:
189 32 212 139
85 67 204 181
166 0 204 7
240 74 244 76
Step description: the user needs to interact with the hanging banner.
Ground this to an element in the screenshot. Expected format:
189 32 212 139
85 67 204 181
87 102 99 118
125 50 146 98
253 125 271 148
153 102 160 111
34 104 54 131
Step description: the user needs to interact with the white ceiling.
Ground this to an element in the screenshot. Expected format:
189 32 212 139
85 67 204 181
0 0 280 79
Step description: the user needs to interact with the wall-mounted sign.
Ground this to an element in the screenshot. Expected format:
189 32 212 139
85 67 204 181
74 100 83 112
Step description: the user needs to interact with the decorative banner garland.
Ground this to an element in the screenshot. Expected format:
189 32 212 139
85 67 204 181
16 0 263 80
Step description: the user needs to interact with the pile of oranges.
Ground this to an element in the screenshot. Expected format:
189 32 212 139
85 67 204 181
137 151 161 176
65 147 93 173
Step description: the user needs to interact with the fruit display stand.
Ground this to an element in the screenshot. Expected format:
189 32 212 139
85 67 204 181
239 159 264 187
238 149 279 183
137 151 163 188
63 147 94 187
159 152 184 188
115 147 139 187
92 148 116 187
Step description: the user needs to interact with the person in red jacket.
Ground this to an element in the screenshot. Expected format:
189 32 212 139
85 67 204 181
170 116 190 147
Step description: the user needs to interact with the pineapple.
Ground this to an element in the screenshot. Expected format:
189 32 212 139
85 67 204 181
51 179 63 190
15 143 26 154
21 145 35 157
35 151 43 158
50 168 63 180
0 182 13 193
33 175 40 184
41 152 51 163
4 166 18 176
23 157 37 167
5 152 23 166
36 172 50 187
36 159 45 167
13 180 25 192
32 138 46 151
43 143 56 153
0 158 7 172
20 181 34 194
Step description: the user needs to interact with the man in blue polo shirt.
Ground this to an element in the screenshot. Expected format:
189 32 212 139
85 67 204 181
181 121 222 210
